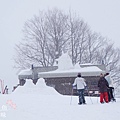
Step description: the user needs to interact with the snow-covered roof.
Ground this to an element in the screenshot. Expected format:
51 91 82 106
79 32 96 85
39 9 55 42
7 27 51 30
18 69 32 75
18 69 33 79
80 63 93 65
38 66 105 78
57 52 73 70
18 53 105 79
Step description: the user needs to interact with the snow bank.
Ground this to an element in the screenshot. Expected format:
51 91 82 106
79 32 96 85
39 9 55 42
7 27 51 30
1 90 120 120
12 79 35 94
13 78 60 95
36 78 47 88
1 79 120 120
24 79 35 88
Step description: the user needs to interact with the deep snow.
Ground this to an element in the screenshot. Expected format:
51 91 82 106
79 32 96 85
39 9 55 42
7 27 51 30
0 78 120 120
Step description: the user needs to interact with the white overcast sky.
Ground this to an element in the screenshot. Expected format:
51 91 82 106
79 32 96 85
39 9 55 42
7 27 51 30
0 0 120 90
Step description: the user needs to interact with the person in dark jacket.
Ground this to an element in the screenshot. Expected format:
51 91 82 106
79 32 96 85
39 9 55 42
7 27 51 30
98 73 109 103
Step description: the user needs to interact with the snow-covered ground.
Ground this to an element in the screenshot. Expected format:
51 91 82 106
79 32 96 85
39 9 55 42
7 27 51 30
0 78 120 120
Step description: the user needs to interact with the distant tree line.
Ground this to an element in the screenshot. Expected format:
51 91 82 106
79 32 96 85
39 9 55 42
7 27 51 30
14 8 120 87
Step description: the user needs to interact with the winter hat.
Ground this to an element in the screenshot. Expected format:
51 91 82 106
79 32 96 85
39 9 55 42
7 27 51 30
77 73 81 77
106 73 109 76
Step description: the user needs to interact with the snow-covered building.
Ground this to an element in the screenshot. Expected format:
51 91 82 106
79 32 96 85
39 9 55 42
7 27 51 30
18 53 106 96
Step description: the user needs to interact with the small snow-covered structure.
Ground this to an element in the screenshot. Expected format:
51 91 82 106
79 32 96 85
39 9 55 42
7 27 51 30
38 53 105 96
17 53 106 96
18 66 58 85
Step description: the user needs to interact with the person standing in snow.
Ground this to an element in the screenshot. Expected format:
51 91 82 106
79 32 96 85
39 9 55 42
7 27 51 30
105 73 115 102
98 73 109 103
73 73 87 105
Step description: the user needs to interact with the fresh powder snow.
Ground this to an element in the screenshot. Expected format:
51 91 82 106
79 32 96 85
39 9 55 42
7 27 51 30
0 78 120 120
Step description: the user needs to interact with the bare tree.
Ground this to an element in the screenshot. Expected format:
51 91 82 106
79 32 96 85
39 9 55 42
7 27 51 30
14 9 70 68
67 12 90 65
96 41 120 71
15 11 51 68
82 32 106 64
14 8 120 89
45 9 69 59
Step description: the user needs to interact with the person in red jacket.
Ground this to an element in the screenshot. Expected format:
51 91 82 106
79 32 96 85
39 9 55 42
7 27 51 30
98 73 109 103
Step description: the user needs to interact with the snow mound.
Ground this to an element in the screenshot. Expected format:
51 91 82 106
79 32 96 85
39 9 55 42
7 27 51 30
36 78 47 88
13 80 35 94
24 79 35 88
74 63 81 69
35 78 60 95
58 52 73 70
13 78 60 95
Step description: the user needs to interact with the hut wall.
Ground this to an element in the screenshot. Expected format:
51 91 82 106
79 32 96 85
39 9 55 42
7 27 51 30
45 76 100 96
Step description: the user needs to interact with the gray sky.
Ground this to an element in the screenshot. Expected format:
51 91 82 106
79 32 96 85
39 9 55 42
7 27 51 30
0 0 120 90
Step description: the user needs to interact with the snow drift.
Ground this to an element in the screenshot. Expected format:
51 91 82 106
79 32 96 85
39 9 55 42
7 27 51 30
13 78 60 95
